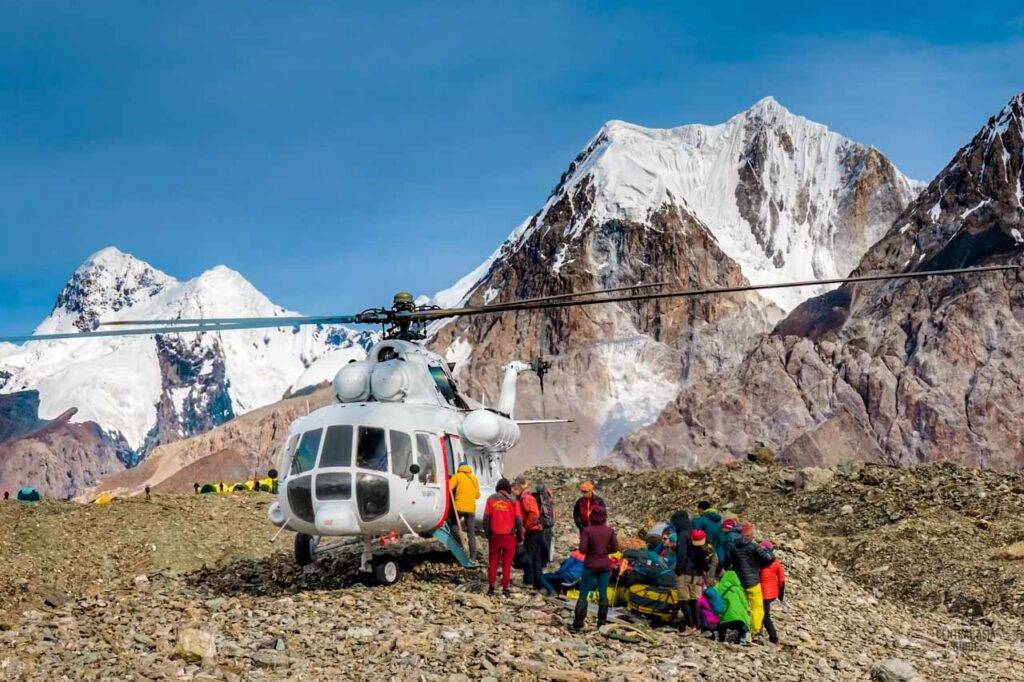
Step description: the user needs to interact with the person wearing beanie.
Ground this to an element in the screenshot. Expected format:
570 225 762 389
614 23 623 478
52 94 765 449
573 481 606 530
758 540 786 644
692 501 726 564
675 529 712 635
483 478 523 596
449 460 481 560
571 505 618 633
724 522 774 638
721 517 742 564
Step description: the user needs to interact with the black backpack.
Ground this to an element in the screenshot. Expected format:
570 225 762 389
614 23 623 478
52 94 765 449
535 484 555 529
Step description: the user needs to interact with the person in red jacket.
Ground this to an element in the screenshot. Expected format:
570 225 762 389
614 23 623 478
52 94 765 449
759 540 786 644
571 505 618 633
513 476 545 590
483 478 523 596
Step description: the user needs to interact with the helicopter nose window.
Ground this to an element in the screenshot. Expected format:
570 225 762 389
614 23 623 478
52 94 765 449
315 472 352 500
356 426 388 472
286 475 315 523
377 346 399 362
291 429 323 475
356 473 389 521
389 431 412 476
319 425 353 468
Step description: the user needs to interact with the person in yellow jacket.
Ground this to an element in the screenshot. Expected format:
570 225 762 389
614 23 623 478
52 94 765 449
449 461 481 560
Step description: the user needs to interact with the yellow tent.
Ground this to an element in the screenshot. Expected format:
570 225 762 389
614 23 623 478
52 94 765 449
94 493 113 506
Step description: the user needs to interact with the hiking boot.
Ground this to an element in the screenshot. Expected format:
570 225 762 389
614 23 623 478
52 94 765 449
568 623 582 634
544 589 556 598
486 585 495 596
502 588 512 598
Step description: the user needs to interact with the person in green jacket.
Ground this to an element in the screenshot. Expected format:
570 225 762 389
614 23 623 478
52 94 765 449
715 570 751 644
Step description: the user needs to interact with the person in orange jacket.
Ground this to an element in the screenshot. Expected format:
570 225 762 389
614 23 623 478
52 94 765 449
513 476 545 589
759 540 786 644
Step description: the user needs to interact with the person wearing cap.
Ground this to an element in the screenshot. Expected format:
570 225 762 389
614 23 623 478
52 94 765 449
676 528 713 635
572 481 606 531
483 478 523 596
512 476 545 589
571 505 618 633
759 540 786 644
724 522 774 638
449 460 481 560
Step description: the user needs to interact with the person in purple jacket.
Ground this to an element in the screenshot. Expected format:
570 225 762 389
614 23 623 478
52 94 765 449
570 505 619 633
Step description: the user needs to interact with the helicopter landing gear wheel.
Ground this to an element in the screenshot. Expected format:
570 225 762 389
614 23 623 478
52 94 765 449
372 557 401 586
294 533 317 566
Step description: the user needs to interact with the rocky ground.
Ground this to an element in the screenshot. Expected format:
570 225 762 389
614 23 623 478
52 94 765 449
2 463 1024 681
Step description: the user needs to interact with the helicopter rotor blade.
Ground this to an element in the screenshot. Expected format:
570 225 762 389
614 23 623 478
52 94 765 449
3 265 1015 344
99 314 360 327
411 264 1020 321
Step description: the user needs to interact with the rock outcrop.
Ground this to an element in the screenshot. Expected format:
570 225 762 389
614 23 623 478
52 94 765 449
614 93 1024 470
0 391 127 498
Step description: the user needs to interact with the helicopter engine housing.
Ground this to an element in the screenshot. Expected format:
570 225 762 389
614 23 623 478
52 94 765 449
332 361 371 403
461 409 520 451
370 360 411 402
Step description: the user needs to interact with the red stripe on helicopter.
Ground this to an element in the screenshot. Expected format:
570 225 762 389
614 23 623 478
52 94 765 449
433 434 455 531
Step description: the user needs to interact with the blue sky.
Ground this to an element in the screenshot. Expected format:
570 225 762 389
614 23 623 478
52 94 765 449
1 1 1022 335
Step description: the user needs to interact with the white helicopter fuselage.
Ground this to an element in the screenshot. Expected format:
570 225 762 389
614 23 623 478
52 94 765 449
266 339 529 544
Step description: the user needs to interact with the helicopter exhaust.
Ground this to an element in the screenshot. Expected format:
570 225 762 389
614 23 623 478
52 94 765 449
496 361 532 417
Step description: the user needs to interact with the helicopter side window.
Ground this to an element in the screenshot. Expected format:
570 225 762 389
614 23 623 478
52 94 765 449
291 429 323 475
429 366 457 404
390 431 412 477
356 426 388 472
414 433 437 484
319 425 353 468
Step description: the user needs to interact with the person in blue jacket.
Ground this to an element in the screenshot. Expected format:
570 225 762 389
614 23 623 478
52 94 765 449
692 501 726 563
537 550 585 596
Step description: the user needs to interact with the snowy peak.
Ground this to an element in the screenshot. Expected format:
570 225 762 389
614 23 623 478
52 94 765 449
471 98 922 313
45 247 174 334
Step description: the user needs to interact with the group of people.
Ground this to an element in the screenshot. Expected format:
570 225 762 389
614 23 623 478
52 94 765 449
450 463 786 644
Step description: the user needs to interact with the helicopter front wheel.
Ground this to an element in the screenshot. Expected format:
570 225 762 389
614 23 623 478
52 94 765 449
295 533 317 566
372 557 402 586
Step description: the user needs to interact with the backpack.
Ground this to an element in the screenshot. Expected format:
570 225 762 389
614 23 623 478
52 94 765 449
703 586 725 615
535 483 555 529
621 549 676 588
627 584 679 623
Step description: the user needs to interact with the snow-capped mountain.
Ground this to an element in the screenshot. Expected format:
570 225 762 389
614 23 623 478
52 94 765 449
436 97 923 313
431 98 922 471
0 247 373 461
615 92 1024 470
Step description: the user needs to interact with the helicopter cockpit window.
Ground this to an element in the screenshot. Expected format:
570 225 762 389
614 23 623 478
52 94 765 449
377 346 400 362
319 425 353 468
390 431 412 477
414 433 437 484
429 366 457 404
356 426 388 472
291 429 322 475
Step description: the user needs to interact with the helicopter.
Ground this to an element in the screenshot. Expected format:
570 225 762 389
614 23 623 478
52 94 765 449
0 263 1016 585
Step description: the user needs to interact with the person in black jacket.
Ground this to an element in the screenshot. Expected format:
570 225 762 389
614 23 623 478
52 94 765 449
725 522 774 637
669 510 692 538
572 481 605 530
675 529 711 635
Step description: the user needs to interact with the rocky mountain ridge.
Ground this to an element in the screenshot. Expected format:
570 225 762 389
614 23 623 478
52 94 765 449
431 98 921 469
614 92 1024 470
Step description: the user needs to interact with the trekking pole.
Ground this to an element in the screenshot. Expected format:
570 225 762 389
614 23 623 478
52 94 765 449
448 485 465 536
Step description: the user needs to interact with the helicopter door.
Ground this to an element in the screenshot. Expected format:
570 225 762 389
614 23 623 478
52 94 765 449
413 432 443 527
